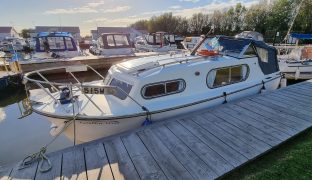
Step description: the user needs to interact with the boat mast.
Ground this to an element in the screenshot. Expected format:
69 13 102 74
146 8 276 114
283 0 304 43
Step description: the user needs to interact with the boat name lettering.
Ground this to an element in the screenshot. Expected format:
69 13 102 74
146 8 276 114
82 86 116 95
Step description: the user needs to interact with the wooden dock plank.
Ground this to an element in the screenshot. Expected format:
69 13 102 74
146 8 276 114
244 97 312 126
84 143 114 180
252 95 312 123
35 153 62 180
272 91 312 107
192 115 261 159
231 103 297 136
104 137 140 180
210 108 280 147
9 161 38 180
165 121 234 176
227 105 290 140
138 129 194 180
251 96 312 124
237 100 311 131
272 89 312 105
203 111 271 152
178 118 248 167
0 167 12 180
61 147 87 180
151 124 218 179
260 93 312 115
121 133 167 180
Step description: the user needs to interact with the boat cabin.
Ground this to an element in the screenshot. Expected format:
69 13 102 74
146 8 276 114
135 32 178 52
35 32 80 58
91 33 134 56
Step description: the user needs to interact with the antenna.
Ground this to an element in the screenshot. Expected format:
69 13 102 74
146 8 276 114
58 15 62 32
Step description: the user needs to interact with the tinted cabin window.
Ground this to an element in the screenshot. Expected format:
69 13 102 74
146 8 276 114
207 65 248 88
144 84 165 97
107 35 115 46
65 37 74 50
142 80 185 99
47 37 65 50
114 35 129 46
109 78 132 100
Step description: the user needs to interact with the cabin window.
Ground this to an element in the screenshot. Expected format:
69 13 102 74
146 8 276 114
109 78 132 100
142 79 185 99
207 65 249 88
47 37 65 50
114 35 129 46
107 35 115 47
65 37 74 50
256 47 268 63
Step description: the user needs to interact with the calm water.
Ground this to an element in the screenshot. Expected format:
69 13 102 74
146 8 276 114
0 70 108 167
0 88 74 168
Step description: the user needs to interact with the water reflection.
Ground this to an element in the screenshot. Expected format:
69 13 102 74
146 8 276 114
0 88 72 167
0 108 6 122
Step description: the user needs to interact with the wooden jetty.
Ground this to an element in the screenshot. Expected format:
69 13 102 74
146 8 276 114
1 80 312 180
0 52 161 74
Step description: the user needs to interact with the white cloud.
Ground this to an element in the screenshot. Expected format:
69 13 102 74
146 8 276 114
179 0 200 3
84 17 142 26
101 6 131 13
173 0 259 17
169 5 182 9
44 1 105 15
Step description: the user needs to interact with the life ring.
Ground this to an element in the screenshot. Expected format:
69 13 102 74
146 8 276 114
198 50 219 56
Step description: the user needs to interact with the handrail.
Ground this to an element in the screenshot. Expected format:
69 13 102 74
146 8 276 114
24 65 149 116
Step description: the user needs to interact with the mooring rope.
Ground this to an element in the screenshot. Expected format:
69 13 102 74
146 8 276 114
18 118 75 173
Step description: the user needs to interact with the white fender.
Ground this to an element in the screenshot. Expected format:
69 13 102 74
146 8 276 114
280 77 287 88
295 68 300 80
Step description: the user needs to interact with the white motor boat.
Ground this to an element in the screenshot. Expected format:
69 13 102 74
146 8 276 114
24 35 282 143
90 33 135 57
135 32 179 52
277 33 312 79
27 32 81 60
181 36 201 50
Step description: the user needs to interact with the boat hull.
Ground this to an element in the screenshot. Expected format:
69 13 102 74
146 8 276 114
47 77 281 143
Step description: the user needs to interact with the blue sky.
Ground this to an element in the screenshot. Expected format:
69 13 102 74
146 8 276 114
0 0 260 35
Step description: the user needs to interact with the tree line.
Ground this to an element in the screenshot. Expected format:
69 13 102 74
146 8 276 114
130 0 312 42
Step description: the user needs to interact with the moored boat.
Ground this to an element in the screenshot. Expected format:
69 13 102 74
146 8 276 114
24 35 281 142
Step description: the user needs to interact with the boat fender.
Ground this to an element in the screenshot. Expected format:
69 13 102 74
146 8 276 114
260 80 267 93
141 106 152 126
280 75 287 88
295 68 300 80
223 92 227 104
59 87 71 104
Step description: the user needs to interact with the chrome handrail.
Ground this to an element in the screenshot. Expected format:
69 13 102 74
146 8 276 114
24 65 148 116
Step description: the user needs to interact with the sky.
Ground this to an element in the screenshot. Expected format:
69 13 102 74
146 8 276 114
0 0 260 36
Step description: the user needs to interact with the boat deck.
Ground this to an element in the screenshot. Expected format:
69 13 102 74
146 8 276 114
1 80 312 179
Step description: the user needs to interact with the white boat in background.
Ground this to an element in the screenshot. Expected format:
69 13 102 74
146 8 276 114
135 32 179 52
89 33 135 57
181 36 201 50
28 32 81 60
24 35 281 143
277 33 312 79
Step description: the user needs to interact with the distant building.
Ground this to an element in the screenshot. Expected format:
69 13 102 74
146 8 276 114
0 26 19 40
35 26 81 41
92 27 148 41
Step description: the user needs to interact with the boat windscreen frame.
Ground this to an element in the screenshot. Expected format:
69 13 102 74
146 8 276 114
101 33 132 49
36 35 78 52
